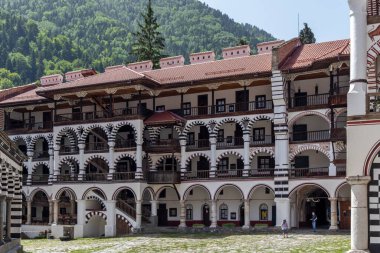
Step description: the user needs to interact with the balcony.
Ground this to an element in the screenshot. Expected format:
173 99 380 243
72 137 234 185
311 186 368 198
290 130 330 143
33 151 50 161
84 173 108 181
113 172 137 181
55 174 78 183
84 142 108 153
289 93 329 110
250 135 274 146
59 145 79 155
186 139 210 151
216 137 244 149
144 139 180 153
115 139 136 150
31 174 49 185
146 171 181 184
5 121 53 134
184 168 274 180
289 167 329 178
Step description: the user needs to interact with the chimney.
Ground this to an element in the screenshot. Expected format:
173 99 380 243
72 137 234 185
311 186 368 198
257 40 285 55
65 69 97 82
105 65 126 72
222 45 251 59
127 60 153 72
190 51 215 64
159 55 185 69
40 74 63 86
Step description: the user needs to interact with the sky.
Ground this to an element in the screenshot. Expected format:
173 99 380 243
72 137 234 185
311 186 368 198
199 0 349 42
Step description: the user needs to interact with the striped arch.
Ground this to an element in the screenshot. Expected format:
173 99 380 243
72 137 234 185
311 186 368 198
55 127 78 146
84 155 110 168
79 124 109 143
247 115 274 131
288 111 330 129
30 134 50 149
116 214 133 229
110 122 138 142
185 153 211 167
55 187 77 200
145 126 166 140
82 187 107 200
112 186 137 200
216 151 244 165
250 147 275 160
367 39 380 91
143 154 153 169
59 156 79 168
214 117 246 132
183 121 211 135
29 188 51 201
32 161 50 173
114 153 137 168
288 183 331 198
289 145 331 161
87 196 106 211
85 211 107 223
11 136 27 145
155 155 181 167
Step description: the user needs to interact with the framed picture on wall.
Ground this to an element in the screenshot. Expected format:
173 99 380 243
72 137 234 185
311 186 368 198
230 212 236 220
169 208 177 217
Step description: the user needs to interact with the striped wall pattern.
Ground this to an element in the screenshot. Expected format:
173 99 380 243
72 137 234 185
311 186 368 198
87 196 106 211
10 173 22 238
85 211 107 223
116 214 133 229
369 167 380 248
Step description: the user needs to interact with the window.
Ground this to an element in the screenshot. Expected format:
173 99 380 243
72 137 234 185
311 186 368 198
156 105 165 112
259 204 268 220
218 157 229 172
182 102 191 116
217 129 224 142
258 156 275 170
220 204 228 220
253 128 265 141
186 204 193 220
216 99 226 113
255 95 267 109
187 132 195 145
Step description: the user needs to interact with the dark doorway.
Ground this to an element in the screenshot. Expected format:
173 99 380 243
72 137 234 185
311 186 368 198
303 189 330 228
157 203 168 226
202 204 211 226
339 201 351 229
293 124 307 141
272 205 276 226
198 126 209 148
197 95 208 115
294 92 307 107
236 90 249 111
239 203 245 226
197 157 210 178
43 111 52 128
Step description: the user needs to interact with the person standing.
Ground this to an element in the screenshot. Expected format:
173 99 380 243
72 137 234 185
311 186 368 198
281 219 289 238
310 212 317 232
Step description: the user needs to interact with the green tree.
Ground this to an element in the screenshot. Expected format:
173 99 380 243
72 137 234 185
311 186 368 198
299 23 316 44
132 0 165 68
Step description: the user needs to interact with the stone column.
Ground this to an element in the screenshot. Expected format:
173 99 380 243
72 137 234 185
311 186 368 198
242 199 250 229
210 200 217 228
209 134 217 178
105 200 116 237
329 198 338 230
70 200 76 216
5 198 12 241
274 198 290 227
78 144 85 181
328 143 337 176
243 131 251 177
0 196 5 245
347 176 371 252
48 147 54 182
53 145 60 181
136 200 142 229
150 200 158 226
347 0 367 116
178 200 186 228
26 200 32 225
53 200 59 225
74 200 86 238
179 137 187 178
135 141 143 179
48 201 53 225
107 141 115 180
26 151 33 186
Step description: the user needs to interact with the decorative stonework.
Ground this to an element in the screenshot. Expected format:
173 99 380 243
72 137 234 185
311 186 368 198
185 152 211 166
288 111 330 129
289 143 331 161
84 155 110 168
249 147 275 160
85 211 107 223
114 153 136 168
216 150 244 165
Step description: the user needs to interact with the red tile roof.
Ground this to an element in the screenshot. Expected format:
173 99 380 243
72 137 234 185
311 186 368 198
280 39 350 71
0 85 47 105
144 111 186 125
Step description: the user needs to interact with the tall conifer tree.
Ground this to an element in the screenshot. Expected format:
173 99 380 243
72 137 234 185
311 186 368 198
299 23 316 44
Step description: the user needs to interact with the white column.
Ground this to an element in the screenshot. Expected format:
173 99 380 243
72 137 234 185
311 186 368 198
209 135 217 178
48 146 54 182
178 200 186 228
243 131 251 177
26 200 32 225
210 200 217 228
105 200 116 237
242 199 250 229
48 200 53 225
329 142 337 176
150 200 158 226
53 145 60 181
53 200 59 225
76 200 86 225
107 141 115 180
347 0 368 116
274 198 290 227
347 176 370 252
135 142 143 179
179 137 187 178
329 198 338 230
136 200 142 229
78 144 85 181
27 151 33 186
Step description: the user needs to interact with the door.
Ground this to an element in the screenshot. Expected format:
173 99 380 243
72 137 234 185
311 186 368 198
198 126 209 147
239 204 245 226
157 204 168 226
236 90 249 111
43 111 52 129
293 124 307 141
202 204 211 226
339 201 351 229
197 95 208 115
235 123 243 145
272 205 276 226
294 92 307 107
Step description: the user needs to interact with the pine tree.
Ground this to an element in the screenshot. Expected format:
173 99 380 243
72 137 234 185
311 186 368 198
299 23 316 44
132 0 165 68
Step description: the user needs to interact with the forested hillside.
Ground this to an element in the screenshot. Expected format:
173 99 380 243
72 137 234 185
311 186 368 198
0 0 275 87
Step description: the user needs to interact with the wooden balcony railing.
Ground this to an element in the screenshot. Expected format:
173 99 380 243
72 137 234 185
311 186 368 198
367 92 380 113
146 171 181 184
186 139 210 151
183 168 274 180
116 199 136 218
289 167 329 178
216 137 244 149
84 173 108 181
290 130 330 143
336 166 346 177
59 145 79 155
113 172 136 181
84 142 108 152
33 151 50 161
5 121 53 132
56 174 78 182
290 93 329 108
144 139 180 152
250 135 274 146
115 139 136 149
31 174 49 185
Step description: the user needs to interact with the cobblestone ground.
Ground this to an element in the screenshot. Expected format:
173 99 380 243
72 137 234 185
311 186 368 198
22 230 350 253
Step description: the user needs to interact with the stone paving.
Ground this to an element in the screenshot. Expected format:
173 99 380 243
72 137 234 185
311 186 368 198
22 230 350 253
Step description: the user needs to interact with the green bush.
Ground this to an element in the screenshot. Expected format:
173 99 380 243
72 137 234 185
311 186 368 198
222 223 236 228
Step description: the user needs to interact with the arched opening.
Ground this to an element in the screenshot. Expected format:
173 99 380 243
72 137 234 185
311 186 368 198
186 124 210 151
250 152 275 177
217 153 244 178
144 126 180 152
85 127 108 153
114 188 136 223
289 184 330 229
115 125 136 150
57 190 77 225
290 150 330 178
156 187 179 227
14 138 27 156
84 215 106 237
85 157 109 181
59 130 79 155
186 155 210 179
250 119 274 146
183 185 211 226
290 115 330 143
83 188 107 212
58 159 79 181
336 184 351 230
33 137 49 161
216 121 243 149
32 164 49 185
31 191 49 225
114 157 136 180
215 185 244 227
141 188 154 226
248 185 275 226
156 156 179 171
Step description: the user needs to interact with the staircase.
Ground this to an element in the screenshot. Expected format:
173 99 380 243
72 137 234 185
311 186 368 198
115 199 137 228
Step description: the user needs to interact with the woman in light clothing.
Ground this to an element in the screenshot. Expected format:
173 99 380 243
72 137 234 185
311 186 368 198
281 219 289 238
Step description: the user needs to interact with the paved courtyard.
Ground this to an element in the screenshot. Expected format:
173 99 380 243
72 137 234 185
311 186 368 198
22 231 350 253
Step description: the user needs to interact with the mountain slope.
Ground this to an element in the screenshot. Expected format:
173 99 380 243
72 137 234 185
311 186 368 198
0 0 275 86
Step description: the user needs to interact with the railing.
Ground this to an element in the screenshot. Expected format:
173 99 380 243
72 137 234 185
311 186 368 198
144 139 180 152
31 174 49 184
5 121 53 131
290 130 330 142
183 168 274 180
116 199 136 219
113 172 136 181
336 166 346 177
84 173 108 181
84 142 108 152
146 171 181 184
56 174 78 182
250 135 274 146
186 139 210 151
330 128 346 141
22 175 28 184
289 167 329 178
367 92 380 113
59 145 79 155
33 151 50 160
115 139 136 149
216 137 243 149
185 170 210 179
290 93 329 108
368 0 380 16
